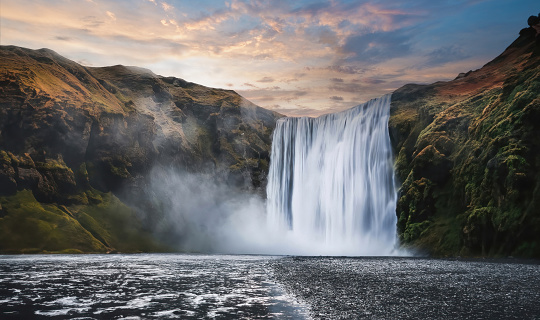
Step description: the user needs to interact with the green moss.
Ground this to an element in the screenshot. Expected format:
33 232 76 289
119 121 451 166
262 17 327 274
394 149 408 179
397 177 435 236
403 221 431 242
110 164 130 178
78 162 89 177
74 192 168 253
0 190 107 254
259 158 269 172
85 188 104 204
64 193 90 205
0 150 11 164
0 150 23 169
35 158 72 172
76 211 112 247
196 127 214 159
512 241 540 257
0 189 168 254
429 215 463 256
54 248 85 254
390 36 540 257
106 158 133 179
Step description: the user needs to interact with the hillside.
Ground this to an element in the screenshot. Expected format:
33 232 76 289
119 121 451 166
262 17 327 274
389 21 540 257
0 46 281 253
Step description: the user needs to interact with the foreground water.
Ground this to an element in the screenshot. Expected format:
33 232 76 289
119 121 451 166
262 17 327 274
0 255 308 319
1 255 539 319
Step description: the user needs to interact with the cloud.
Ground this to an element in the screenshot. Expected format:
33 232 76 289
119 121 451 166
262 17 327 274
0 0 531 117
54 36 72 41
330 96 344 101
266 104 328 117
323 65 369 74
263 16 286 33
106 11 116 21
304 25 339 46
291 1 331 16
289 1 411 34
161 2 173 11
256 76 275 83
423 45 470 68
81 15 104 28
257 96 276 102
329 82 364 93
340 30 413 63
362 78 386 85
76 59 93 66
238 87 321 112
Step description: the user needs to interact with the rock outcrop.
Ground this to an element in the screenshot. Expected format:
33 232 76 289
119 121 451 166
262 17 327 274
0 45 282 253
390 18 540 257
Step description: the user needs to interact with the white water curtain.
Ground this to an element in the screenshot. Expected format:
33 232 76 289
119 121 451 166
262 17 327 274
266 94 398 255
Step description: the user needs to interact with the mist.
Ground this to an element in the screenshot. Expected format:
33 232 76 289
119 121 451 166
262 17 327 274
147 167 271 254
144 166 407 256
138 94 405 256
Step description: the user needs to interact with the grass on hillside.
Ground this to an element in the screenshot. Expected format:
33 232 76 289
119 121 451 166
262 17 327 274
0 189 168 254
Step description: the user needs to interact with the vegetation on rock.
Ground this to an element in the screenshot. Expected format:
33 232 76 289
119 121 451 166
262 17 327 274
390 19 540 257
0 189 165 253
0 45 281 253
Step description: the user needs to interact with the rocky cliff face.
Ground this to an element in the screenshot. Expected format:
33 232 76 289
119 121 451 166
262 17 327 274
0 45 281 253
389 22 540 257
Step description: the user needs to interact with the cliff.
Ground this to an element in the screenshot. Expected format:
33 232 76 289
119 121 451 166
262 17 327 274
0 45 281 253
389 21 540 257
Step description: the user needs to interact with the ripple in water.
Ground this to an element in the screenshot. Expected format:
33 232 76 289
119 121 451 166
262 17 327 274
0 254 309 319
1 255 539 319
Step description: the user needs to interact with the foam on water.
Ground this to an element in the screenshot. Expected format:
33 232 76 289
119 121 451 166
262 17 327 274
0 254 310 319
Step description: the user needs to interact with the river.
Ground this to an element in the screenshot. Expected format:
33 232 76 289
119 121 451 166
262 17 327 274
1 254 539 319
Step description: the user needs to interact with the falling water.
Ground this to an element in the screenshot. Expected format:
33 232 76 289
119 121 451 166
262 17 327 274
266 94 398 255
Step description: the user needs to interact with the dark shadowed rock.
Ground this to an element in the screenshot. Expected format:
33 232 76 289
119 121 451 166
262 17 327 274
528 15 539 27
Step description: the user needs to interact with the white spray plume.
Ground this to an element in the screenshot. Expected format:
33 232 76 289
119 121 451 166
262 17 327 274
147 95 409 256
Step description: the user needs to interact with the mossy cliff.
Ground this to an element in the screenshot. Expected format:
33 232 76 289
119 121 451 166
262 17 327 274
389 22 540 257
0 46 281 253
0 189 163 253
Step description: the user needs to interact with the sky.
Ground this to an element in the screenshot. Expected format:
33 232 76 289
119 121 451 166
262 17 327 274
0 1 537 116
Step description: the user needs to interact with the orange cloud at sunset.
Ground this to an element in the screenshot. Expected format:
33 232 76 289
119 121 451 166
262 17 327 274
0 0 536 116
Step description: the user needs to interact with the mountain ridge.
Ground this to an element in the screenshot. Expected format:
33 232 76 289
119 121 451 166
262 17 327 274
0 45 282 253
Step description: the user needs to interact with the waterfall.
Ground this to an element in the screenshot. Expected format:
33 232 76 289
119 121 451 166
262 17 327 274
266 94 398 255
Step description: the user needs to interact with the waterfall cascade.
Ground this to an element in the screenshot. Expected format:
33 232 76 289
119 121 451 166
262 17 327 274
266 94 398 255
